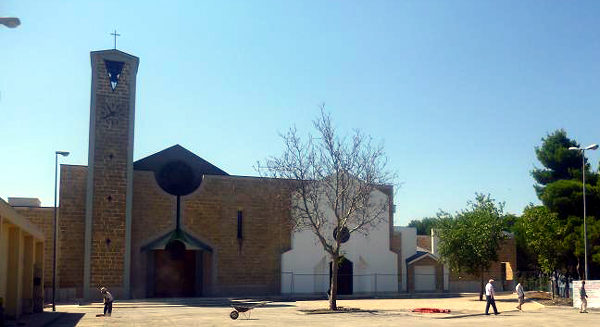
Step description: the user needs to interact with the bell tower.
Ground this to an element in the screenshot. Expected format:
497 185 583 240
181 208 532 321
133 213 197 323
83 49 139 299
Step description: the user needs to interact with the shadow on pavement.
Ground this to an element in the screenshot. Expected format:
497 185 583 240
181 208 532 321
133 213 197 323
79 298 295 309
493 298 520 303
11 312 84 327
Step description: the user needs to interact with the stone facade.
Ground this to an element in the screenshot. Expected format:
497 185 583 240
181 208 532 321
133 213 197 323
129 170 175 298
48 163 294 298
416 235 431 251
181 176 291 296
58 165 87 296
446 236 517 292
13 207 53 288
85 50 138 298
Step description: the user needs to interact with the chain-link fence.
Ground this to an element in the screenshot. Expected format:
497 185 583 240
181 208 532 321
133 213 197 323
515 271 573 298
281 272 401 295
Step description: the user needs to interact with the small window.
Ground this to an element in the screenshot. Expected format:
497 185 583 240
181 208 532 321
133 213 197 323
237 210 243 240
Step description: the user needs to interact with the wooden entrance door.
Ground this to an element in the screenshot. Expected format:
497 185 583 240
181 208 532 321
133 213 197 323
154 250 196 297
330 257 353 295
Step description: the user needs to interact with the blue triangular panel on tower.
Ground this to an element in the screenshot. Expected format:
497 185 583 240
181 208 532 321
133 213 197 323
104 60 124 91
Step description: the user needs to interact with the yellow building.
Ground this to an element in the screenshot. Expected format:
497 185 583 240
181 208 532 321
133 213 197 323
0 198 45 319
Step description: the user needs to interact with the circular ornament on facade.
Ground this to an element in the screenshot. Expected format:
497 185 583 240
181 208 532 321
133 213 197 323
155 160 202 196
333 226 350 243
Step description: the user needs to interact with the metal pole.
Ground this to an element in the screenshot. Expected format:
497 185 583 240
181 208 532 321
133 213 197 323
582 151 589 280
374 273 378 294
52 153 58 311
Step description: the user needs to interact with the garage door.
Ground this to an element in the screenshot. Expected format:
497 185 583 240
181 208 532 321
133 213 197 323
414 265 436 292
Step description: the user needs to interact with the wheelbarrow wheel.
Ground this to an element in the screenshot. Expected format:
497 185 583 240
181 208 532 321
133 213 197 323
230 310 239 320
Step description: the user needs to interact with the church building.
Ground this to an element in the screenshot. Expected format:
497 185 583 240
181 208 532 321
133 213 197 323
7 48 515 302
9 49 400 301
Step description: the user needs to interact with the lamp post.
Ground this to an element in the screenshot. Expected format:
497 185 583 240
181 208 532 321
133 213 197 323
569 144 599 280
0 17 20 28
53 151 69 311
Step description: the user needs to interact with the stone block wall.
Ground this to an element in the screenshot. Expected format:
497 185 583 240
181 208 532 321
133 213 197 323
130 173 292 297
449 236 517 292
14 207 53 288
17 165 87 299
183 175 292 296
58 165 87 295
417 235 431 251
88 52 137 292
497 236 517 281
130 170 176 298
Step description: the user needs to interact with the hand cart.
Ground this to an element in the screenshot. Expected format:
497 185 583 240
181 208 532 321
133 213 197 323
229 301 270 320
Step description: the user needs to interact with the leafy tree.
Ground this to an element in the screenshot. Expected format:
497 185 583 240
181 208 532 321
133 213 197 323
532 129 598 219
539 180 585 218
502 213 519 231
435 193 506 300
507 215 538 272
588 217 600 266
531 129 600 277
532 130 582 187
562 215 600 278
260 108 394 310
408 217 438 235
520 205 564 274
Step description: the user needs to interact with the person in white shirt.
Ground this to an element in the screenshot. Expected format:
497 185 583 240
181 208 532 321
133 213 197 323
580 280 588 313
485 279 500 315
100 287 114 317
515 282 525 310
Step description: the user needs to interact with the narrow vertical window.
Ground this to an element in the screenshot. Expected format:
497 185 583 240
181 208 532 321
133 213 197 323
237 210 243 240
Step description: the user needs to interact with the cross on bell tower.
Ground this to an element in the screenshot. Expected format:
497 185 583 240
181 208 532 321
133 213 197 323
110 29 120 49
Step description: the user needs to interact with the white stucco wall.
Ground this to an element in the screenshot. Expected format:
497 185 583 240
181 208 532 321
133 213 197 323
396 227 416 292
281 187 398 294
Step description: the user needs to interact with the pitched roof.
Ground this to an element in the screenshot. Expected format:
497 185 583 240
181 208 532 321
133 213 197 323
405 250 440 265
134 144 228 176
134 145 228 196
140 228 213 252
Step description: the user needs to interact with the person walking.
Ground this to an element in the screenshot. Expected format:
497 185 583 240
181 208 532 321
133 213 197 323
579 281 588 313
515 281 525 310
100 287 114 317
485 279 500 315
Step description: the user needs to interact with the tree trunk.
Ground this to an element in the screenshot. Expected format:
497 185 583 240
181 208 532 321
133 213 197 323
479 268 484 301
329 255 339 310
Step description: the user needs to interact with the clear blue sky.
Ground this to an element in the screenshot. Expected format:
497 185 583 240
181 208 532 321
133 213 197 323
1 1 600 226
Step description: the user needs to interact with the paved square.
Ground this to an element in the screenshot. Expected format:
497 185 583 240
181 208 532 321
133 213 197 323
24 294 597 327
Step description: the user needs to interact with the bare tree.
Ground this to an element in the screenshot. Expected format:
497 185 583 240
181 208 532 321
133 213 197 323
259 107 395 310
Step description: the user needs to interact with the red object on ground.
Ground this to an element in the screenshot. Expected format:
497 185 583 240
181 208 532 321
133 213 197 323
412 308 451 313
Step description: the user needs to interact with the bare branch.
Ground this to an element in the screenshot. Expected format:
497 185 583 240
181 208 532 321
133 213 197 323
258 107 396 310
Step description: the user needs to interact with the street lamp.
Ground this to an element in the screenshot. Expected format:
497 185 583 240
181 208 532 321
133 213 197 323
568 143 599 280
0 17 20 28
53 151 69 311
